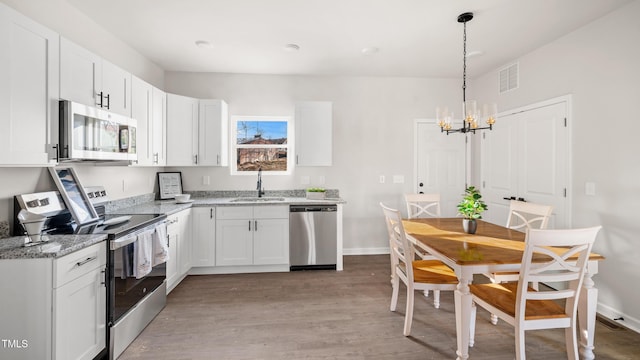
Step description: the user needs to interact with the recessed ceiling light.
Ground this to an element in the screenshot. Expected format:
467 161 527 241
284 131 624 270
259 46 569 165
284 43 300 52
195 40 214 49
361 47 380 55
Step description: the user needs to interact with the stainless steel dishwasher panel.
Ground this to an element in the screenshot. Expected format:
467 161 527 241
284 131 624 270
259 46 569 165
289 205 337 270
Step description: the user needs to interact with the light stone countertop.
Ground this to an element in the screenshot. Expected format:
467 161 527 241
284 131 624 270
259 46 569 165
0 234 107 260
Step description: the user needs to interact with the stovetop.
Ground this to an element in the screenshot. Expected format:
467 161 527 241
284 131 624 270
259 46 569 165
51 213 167 239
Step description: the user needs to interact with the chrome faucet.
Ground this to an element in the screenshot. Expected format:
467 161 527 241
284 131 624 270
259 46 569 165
256 167 265 197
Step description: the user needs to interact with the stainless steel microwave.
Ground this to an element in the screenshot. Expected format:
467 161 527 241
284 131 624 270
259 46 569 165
59 100 137 162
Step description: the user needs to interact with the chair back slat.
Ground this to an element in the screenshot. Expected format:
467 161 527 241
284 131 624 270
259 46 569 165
506 200 553 231
405 193 441 218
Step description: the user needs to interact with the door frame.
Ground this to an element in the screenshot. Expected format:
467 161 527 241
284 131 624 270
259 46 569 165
480 94 573 227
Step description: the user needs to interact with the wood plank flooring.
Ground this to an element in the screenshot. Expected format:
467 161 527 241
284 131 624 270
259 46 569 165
119 255 640 359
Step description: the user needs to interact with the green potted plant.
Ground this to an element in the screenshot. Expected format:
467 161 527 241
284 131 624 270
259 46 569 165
306 187 326 200
457 186 488 234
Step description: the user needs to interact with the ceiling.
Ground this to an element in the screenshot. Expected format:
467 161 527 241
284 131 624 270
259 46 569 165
67 0 633 78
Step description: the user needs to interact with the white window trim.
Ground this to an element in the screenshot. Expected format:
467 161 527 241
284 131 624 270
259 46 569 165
230 115 293 175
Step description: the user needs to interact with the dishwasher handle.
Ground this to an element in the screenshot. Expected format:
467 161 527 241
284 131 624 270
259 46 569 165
290 205 337 212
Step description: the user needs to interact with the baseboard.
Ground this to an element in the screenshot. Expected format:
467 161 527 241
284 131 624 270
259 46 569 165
597 303 640 334
342 247 389 255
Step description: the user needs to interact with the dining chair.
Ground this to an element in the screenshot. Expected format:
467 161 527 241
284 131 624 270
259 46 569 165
380 202 458 336
469 226 601 360
485 200 554 292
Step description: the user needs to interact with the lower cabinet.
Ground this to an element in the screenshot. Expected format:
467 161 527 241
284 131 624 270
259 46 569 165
191 207 216 267
0 241 107 360
215 206 289 267
166 209 192 293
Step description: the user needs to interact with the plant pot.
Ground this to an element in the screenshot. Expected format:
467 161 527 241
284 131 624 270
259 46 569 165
306 191 326 200
462 219 477 234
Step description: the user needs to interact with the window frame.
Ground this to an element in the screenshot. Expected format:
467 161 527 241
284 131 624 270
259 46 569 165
230 115 293 175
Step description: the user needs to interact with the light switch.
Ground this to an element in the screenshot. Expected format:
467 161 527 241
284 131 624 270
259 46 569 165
585 182 596 196
379 175 385 184
393 175 405 184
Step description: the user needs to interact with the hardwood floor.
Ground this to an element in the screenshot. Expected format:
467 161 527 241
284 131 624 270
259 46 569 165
119 255 640 359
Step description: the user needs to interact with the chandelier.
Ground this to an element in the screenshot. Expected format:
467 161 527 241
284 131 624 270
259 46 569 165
437 12 496 135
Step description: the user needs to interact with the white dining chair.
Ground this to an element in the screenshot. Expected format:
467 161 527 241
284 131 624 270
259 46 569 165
380 202 458 336
485 200 554 293
469 226 601 360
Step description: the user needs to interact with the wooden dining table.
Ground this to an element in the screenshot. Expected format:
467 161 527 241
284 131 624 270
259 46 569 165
402 218 605 360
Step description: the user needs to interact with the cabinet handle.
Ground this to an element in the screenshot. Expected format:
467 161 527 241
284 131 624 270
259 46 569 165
254 220 258 231
153 153 158 164
195 154 198 164
210 208 213 219
97 91 104 107
248 220 251 231
216 154 220 165
101 268 106 286
105 93 110 109
76 256 97 267
52 144 59 163
296 155 299 165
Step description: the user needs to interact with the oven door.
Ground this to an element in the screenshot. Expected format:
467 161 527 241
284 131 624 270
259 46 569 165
108 225 166 359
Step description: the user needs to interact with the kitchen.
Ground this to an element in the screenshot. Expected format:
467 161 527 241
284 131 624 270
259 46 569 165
1 0 640 359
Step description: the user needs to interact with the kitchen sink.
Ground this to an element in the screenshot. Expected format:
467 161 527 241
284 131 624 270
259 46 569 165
229 197 286 202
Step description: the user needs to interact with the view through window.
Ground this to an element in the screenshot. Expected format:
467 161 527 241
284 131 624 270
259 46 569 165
232 116 291 174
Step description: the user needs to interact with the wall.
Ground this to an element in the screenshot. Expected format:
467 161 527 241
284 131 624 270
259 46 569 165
470 0 640 331
165 73 459 253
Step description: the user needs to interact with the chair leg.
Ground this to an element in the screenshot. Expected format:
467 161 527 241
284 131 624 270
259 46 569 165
390 276 400 312
433 290 441 309
469 302 476 347
515 327 526 360
423 290 430 298
490 313 499 325
403 287 415 336
565 325 579 360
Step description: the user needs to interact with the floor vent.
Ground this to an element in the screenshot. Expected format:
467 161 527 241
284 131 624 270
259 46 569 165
597 315 625 331
499 62 519 93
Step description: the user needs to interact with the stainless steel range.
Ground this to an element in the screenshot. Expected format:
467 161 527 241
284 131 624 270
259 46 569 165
14 184 168 360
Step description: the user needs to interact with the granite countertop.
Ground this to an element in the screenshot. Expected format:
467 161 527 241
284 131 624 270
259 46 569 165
110 196 345 215
0 234 107 260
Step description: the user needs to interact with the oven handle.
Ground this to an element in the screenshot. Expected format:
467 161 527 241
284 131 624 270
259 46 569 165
110 221 168 250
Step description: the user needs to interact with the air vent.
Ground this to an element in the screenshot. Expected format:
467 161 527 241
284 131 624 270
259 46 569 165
499 63 519 93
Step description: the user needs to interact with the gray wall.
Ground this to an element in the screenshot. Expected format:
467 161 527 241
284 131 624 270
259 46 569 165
470 0 640 332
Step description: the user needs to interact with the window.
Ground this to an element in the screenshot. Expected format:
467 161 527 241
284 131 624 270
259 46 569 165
231 116 292 175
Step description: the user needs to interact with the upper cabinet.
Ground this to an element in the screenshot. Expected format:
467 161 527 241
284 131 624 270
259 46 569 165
166 97 228 166
60 37 132 117
199 99 228 166
295 101 332 166
131 76 167 167
167 93 199 166
0 3 59 166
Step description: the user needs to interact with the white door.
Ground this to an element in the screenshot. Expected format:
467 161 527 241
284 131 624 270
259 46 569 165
481 99 569 228
415 120 467 217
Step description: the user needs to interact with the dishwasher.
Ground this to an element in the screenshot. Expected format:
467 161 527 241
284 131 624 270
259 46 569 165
289 205 337 270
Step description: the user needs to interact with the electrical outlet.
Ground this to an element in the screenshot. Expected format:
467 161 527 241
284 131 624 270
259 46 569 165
379 175 385 184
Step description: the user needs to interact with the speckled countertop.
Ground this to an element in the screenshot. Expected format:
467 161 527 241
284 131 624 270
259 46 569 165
0 234 107 260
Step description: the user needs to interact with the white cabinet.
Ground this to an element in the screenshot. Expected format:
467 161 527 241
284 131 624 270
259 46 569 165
151 87 167 166
0 3 59 166
167 93 199 166
191 207 216 267
199 99 228 166
216 206 289 266
131 76 153 166
0 242 107 360
166 97 228 166
60 37 131 117
295 101 332 166
166 209 192 293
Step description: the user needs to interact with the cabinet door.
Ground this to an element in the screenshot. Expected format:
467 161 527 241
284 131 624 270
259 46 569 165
151 87 167 166
216 219 253 266
0 4 59 165
60 37 101 107
167 94 198 166
191 207 216 267
101 59 131 117
166 218 179 290
253 218 289 265
54 266 106 360
295 101 332 166
178 209 192 275
131 76 153 166
199 99 228 166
